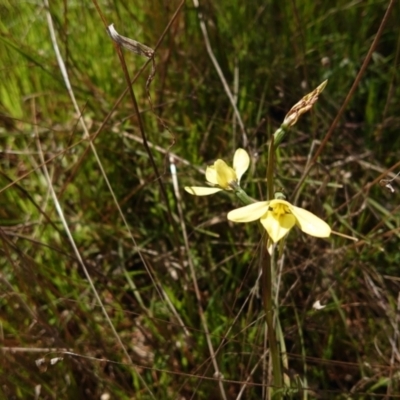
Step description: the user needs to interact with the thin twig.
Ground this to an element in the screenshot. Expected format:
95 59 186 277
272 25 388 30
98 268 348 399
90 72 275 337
107 21 193 344
32 96 152 398
170 155 227 397
292 0 396 200
96 0 193 350
192 0 248 148
60 0 185 195
43 2 156 396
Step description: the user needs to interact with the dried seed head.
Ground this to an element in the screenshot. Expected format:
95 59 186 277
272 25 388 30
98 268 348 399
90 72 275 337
283 80 328 128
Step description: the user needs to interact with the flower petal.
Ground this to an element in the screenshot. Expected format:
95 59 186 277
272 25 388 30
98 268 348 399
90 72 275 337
215 160 236 189
289 205 331 237
269 198 292 208
227 201 269 222
185 186 222 196
261 212 296 243
233 148 250 182
205 165 219 185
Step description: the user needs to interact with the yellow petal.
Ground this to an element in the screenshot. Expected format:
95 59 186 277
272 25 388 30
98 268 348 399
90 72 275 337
261 212 296 243
233 148 250 182
185 186 223 196
215 160 237 189
289 205 331 237
269 198 292 208
227 201 269 222
205 165 219 185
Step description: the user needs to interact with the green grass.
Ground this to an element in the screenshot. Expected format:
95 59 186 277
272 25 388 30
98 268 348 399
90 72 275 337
1 0 400 398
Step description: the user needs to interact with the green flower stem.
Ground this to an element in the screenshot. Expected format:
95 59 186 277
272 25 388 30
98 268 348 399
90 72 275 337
261 244 283 398
267 135 275 201
231 139 284 396
273 123 290 148
229 182 257 205
265 136 284 397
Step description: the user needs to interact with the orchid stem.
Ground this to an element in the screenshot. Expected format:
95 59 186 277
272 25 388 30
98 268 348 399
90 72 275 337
267 135 275 200
230 183 257 206
262 244 283 398
272 124 290 149
260 135 284 398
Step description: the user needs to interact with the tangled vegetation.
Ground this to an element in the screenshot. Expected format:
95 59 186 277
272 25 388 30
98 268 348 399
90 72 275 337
1 0 400 398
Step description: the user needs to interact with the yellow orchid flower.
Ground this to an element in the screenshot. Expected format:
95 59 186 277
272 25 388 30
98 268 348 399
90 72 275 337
185 148 250 196
227 198 331 243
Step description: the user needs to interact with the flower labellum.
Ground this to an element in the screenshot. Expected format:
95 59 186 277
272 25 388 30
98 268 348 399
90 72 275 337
185 148 250 196
227 198 331 243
